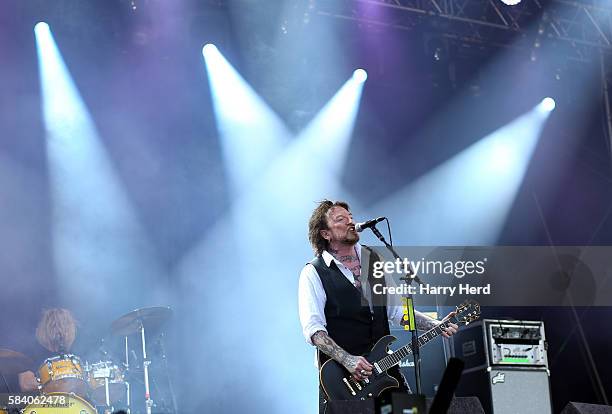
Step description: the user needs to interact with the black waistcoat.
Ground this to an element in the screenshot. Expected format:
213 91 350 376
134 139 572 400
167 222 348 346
311 251 390 365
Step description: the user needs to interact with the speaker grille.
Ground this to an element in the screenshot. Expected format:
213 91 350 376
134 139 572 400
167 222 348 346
489 369 552 414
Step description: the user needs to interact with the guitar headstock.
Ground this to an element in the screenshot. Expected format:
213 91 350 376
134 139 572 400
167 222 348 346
454 300 481 326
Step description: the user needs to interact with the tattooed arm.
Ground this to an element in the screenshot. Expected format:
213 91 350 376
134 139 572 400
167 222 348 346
299 263 373 380
312 330 373 380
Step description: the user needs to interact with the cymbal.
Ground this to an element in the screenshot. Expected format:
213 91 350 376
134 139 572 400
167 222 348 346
0 348 34 374
111 306 172 336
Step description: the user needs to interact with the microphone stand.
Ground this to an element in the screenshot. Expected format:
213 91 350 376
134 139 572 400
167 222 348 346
368 224 424 396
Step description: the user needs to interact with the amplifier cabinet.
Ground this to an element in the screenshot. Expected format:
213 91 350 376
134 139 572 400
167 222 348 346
456 367 552 414
452 319 552 414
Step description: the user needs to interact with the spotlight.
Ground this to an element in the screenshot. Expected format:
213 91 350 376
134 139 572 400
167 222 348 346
539 97 556 112
352 69 368 83
202 43 218 56
500 0 521 5
34 22 50 33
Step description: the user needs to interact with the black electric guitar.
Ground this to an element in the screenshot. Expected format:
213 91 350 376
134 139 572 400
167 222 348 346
319 300 481 401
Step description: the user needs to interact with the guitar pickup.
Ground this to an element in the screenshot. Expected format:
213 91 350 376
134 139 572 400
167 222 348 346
342 378 356 395
373 362 382 374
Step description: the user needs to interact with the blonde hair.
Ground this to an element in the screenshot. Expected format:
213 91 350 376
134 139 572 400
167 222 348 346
35 308 78 353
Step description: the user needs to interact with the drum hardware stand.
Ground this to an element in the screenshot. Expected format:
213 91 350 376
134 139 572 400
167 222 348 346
111 307 172 414
124 336 131 414
139 319 154 414
0 371 11 393
103 376 113 414
99 336 115 414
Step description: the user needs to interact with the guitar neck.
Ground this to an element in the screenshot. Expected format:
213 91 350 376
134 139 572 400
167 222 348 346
375 317 458 371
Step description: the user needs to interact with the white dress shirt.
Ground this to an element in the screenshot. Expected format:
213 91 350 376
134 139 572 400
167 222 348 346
298 244 439 346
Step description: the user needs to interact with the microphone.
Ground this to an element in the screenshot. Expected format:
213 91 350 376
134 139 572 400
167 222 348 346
355 217 386 232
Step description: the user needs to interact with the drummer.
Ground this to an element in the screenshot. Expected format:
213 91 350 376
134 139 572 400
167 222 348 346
18 308 78 392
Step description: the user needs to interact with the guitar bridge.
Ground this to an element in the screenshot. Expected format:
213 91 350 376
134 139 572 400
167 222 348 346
342 378 357 396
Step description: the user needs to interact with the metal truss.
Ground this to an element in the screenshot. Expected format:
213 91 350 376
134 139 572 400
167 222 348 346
314 0 612 60
314 0 612 160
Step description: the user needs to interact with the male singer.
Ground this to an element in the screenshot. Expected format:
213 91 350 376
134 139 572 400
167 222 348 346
298 200 458 413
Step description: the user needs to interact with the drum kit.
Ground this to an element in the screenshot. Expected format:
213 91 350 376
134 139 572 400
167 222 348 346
0 306 173 414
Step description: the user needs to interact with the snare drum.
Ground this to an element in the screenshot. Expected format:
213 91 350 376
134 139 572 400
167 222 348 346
23 392 96 414
85 360 125 404
37 354 88 397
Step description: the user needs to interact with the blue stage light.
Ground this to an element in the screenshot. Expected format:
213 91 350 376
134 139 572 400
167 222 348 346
202 43 218 56
540 97 556 112
353 68 368 83
372 101 553 245
35 20 163 317
34 22 50 34
201 41 290 194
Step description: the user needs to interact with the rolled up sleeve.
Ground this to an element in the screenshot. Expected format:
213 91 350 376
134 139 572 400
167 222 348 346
298 263 328 345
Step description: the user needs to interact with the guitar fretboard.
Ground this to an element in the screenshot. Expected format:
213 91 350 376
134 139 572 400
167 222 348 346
374 318 456 373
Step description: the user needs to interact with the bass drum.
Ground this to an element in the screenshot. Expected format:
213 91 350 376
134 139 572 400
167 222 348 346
22 393 96 414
